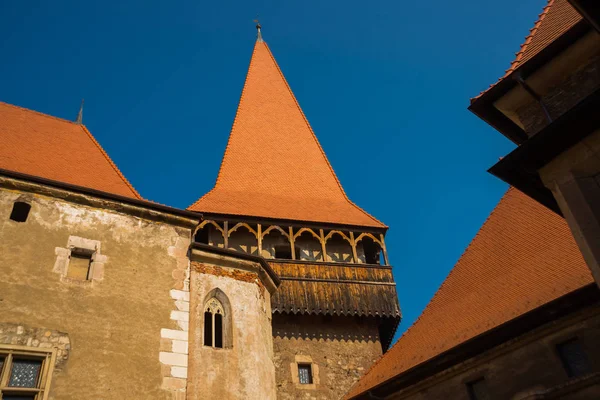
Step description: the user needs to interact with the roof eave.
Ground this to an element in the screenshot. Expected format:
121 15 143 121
469 19 591 145
194 211 389 234
0 168 202 223
488 85 600 213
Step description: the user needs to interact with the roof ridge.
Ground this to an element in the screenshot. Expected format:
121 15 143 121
261 41 386 228
188 40 259 210
504 0 554 76
344 188 513 398
0 101 79 126
79 124 142 200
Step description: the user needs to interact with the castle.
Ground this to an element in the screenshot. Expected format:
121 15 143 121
3 1 600 399
0 25 398 400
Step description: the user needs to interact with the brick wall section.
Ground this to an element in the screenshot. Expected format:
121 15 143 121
517 55 600 135
273 313 382 399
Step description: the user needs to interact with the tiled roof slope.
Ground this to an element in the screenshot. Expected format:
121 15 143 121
188 40 385 228
506 0 582 74
346 188 592 398
473 0 583 100
0 102 140 199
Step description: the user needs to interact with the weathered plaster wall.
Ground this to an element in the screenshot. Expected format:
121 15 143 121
273 314 382 399
0 187 193 399
385 304 600 400
187 261 277 400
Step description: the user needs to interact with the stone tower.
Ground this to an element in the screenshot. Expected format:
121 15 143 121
187 29 400 399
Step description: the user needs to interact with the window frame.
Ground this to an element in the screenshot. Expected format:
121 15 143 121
0 344 56 400
203 297 225 349
297 363 313 385
466 377 489 400
556 337 592 378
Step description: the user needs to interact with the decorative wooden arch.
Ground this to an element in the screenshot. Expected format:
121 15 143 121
354 232 383 247
293 227 321 241
323 230 355 263
227 222 258 238
198 219 225 235
261 225 290 240
354 232 388 265
324 230 353 245
293 227 324 262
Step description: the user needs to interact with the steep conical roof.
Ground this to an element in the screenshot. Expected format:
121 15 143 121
188 39 385 228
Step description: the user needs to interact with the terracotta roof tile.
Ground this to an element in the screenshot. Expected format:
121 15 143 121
473 0 583 101
0 101 140 199
346 188 592 398
188 40 385 228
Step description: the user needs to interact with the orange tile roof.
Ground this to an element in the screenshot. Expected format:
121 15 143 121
0 101 140 199
188 40 385 228
346 188 592 398
506 0 582 74
473 0 583 100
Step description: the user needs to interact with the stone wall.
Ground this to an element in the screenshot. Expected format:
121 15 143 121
0 185 195 400
385 303 600 400
273 313 382 399
187 259 277 400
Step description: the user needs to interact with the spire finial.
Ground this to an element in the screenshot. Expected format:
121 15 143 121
253 18 263 42
75 99 84 124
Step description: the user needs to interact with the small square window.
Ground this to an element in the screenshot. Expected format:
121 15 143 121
67 250 93 280
467 377 490 400
298 364 313 385
557 338 592 378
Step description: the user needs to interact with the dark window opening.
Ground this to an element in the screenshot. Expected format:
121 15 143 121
557 338 591 378
362 238 382 265
204 312 213 347
467 378 490 400
9 202 31 223
214 313 223 348
195 228 209 244
298 364 312 384
274 244 292 259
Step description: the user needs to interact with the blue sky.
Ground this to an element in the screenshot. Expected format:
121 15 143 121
0 0 545 341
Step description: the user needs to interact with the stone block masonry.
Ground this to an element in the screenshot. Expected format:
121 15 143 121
159 236 192 399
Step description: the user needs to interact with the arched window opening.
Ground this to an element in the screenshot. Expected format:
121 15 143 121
201 289 232 349
295 231 323 261
194 222 224 247
359 236 383 265
262 228 291 259
325 232 353 263
204 297 224 348
228 225 258 255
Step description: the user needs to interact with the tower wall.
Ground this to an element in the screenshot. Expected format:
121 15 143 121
187 257 277 400
273 313 383 399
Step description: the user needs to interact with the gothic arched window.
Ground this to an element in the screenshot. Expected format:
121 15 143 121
204 297 224 348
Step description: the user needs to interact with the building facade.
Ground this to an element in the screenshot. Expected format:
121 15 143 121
0 26 399 400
